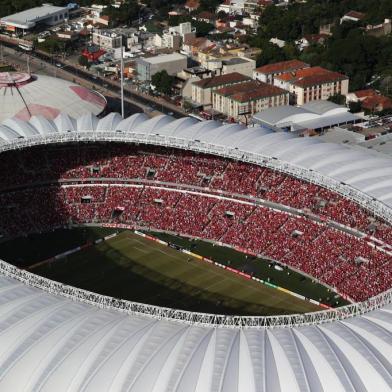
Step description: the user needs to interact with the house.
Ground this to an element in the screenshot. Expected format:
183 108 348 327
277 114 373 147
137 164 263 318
340 11 366 24
362 95 392 112
81 46 106 61
346 89 392 112
212 80 289 121
182 37 212 56
95 14 110 27
57 31 78 41
295 34 329 51
269 37 286 48
193 11 215 24
365 19 392 37
179 67 211 100
274 66 349 105
191 72 251 107
184 0 200 12
216 0 245 15
253 59 309 84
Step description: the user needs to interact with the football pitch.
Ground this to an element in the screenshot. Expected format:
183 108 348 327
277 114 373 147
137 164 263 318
30 231 321 316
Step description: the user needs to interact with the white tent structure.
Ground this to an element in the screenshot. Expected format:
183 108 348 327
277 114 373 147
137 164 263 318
0 112 391 392
0 72 107 123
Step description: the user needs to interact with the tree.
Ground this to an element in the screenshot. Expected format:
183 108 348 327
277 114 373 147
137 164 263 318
349 101 362 113
256 41 287 67
151 70 174 95
78 55 89 68
328 94 346 105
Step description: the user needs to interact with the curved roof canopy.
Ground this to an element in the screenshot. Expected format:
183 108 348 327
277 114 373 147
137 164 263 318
0 112 391 392
0 111 391 209
0 272 391 392
0 73 106 122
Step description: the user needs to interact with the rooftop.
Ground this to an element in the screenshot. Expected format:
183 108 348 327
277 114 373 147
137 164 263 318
215 80 287 102
193 72 250 89
276 66 348 87
344 10 366 20
255 59 309 75
222 57 250 65
140 53 187 65
1 5 68 28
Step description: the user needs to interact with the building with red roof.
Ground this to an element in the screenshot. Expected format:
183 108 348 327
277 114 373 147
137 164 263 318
253 59 309 84
212 80 288 121
191 72 251 107
274 66 349 105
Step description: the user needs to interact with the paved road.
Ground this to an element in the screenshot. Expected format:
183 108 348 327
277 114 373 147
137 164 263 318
1 43 186 119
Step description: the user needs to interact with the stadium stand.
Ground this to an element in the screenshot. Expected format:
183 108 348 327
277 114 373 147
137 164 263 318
0 173 390 301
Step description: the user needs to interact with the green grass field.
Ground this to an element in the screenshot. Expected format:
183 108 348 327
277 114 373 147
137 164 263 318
28 231 321 316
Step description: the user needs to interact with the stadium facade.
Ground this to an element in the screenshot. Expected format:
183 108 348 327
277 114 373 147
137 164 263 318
0 112 391 391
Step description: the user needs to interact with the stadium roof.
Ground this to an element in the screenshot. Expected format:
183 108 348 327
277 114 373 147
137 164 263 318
0 269 391 392
0 112 391 208
0 112 391 391
0 73 106 122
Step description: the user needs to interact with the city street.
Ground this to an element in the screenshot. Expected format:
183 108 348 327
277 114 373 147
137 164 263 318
0 43 185 119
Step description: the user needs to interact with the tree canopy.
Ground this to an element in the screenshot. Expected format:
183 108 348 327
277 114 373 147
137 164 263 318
151 70 174 95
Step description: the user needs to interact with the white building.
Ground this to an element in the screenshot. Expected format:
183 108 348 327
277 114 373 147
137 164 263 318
136 53 188 81
92 29 122 50
0 5 68 34
221 57 255 78
253 60 309 84
273 66 349 105
160 22 196 50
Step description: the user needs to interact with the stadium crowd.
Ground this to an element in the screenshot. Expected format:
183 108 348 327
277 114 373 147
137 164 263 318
0 144 391 245
0 183 390 302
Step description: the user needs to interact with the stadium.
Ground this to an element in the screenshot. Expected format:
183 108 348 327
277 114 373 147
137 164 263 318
0 111 391 391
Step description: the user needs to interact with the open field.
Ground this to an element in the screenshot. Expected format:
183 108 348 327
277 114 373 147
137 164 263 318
27 230 321 316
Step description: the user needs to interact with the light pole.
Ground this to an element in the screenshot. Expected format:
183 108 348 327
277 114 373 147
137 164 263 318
120 35 125 118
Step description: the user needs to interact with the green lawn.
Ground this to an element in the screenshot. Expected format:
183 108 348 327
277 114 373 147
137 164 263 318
29 231 321 316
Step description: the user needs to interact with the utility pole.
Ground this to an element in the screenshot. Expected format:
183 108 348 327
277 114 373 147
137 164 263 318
120 35 125 118
26 53 30 75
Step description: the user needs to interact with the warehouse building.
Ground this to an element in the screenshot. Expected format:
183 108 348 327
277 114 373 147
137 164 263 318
136 53 187 81
0 5 68 34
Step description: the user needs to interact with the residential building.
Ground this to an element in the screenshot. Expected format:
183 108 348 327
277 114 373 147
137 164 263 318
253 60 309 84
269 37 286 48
274 66 349 105
57 30 78 41
185 0 200 12
182 37 213 56
346 89 392 113
193 11 215 24
217 0 245 15
92 29 122 49
295 34 329 51
365 19 392 37
340 11 366 24
136 53 188 81
178 67 211 100
221 57 255 77
212 80 289 121
191 72 250 107
94 15 110 26
160 22 196 50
